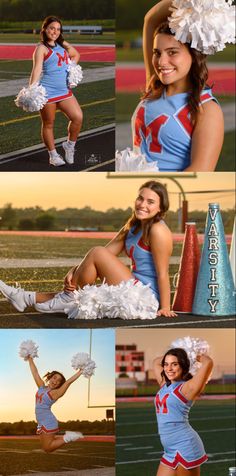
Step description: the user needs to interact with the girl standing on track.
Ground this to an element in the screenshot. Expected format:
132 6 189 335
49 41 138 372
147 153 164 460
0 181 177 318
153 348 213 475
27 356 83 453
130 0 227 171
30 16 83 166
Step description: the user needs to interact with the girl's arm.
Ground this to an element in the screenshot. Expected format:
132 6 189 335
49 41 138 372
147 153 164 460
63 41 80 63
50 369 83 400
105 228 126 255
181 355 213 400
143 0 172 88
153 356 165 385
149 222 177 317
184 101 224 171
29 45 46 85
27 357 44 388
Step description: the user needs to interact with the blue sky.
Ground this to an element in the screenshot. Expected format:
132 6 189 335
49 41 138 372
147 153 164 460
0 329 115 422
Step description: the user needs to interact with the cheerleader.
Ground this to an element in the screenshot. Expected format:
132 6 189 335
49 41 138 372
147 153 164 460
27 356 83 453
0 181 177 318
30 16 83 166
153 348 213 475
118 0 236 171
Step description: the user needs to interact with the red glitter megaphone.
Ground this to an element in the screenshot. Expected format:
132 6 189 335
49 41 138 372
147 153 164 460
172 222 201 313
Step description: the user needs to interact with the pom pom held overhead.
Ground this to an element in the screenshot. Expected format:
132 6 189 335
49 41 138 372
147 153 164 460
170 336 210 375
168 0 236 54
71 352 96 378
19 340 39 360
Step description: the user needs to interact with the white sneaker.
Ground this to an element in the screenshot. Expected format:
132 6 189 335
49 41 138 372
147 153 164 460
62 141 75 164
49 154 66 167
63 431 84 443
34 291 77 313
0 280 35 312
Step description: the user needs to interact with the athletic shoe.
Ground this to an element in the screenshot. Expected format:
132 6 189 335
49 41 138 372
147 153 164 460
62 141 75 164
0 280 35 312
49 154 66 167
34 291 77 314
63 431 84 443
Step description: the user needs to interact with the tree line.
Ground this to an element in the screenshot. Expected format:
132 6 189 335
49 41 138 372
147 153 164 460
0 203 234 233
0 419 114 435
0 0 114 22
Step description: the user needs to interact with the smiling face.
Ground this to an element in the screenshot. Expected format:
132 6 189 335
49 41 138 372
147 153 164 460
134 187 161 222
152 33 193 95
48 373 64 389
163 354 183 382
45 21 61 44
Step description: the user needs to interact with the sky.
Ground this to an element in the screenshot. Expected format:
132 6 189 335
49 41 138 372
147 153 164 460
0 329 115 423
0 172 234 212
116 328 235 378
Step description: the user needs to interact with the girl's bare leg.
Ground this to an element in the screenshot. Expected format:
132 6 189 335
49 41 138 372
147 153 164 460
40 103 57 151
156 463 176 476
176 466 200 476
70 246 133 288
39 433 66 453
58 96 83 141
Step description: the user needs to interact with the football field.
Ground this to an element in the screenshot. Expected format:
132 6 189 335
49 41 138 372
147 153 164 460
116 399 236 476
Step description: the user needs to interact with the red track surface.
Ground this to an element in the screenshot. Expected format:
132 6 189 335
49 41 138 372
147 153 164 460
0 434 115 442
0 44 115 62
116 67 235 95
0 230 231 244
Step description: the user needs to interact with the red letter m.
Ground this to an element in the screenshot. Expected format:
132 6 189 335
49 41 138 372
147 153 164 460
155 393 169 414
56 51 68 67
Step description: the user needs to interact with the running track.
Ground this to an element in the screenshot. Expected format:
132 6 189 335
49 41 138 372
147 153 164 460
0 435 115 442
0 230 232 244
116 67 235 95
0 44 115 62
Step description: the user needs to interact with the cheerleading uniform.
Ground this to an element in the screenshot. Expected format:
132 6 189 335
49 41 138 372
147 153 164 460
35 386 58 434
125 226 160 300
155 381 208 469
39 43 72 103
132 88 218 171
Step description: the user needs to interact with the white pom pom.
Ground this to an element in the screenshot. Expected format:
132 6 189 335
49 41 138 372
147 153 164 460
67 61 83 88
65 279 159 320
71 352 96 378
168 0 236 54
115 148 159 172
19 340 39 360
15 82 47 112
170 336 210 374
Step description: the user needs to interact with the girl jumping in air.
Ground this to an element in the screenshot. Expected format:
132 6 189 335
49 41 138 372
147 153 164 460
153 347 213 475
27 356 83 453
129 0 227 171
30 16 83 166
0 181 177 318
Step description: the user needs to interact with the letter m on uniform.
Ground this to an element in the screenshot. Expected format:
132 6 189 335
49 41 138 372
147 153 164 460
56 50 68 67
155 393 169 413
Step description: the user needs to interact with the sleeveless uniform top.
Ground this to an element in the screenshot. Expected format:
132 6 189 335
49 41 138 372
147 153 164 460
35 385 58 434
125 226 159 300
132 88 218 171
39 43 72 103
154 381 208 469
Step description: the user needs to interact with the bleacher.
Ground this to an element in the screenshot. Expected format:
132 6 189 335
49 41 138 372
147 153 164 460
63 25 103 35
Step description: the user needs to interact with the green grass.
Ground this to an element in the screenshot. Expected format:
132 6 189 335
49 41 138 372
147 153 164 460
0 59 112 81
0 78 115 154
116 399 236 476
217 130 236 171
0 439 114 475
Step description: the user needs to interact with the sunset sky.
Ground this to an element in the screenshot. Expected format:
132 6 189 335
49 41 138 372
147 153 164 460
0 329 115 423
116 328 235 378
0 172 234 212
